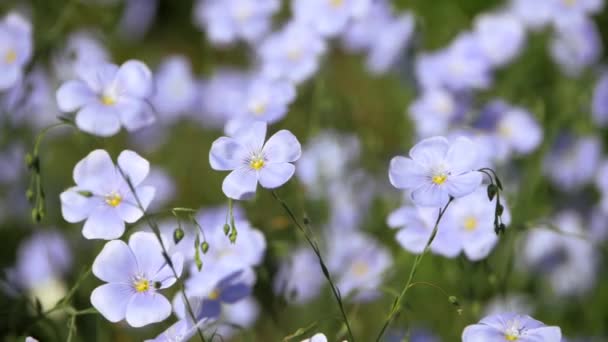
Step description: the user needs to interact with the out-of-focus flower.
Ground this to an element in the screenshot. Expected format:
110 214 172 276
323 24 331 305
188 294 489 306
52 31 109 82
196 68 249 128
462 313 562 341
473 12 526 67
301 333 329 342
389 136 482 207
56 59 155 136
327 171 376 230
448 188 510 261
484 294 534 316
388 203 461 258
193 0 280 45
543 135 601 191
509 0 554 29
274 247 324 304
591 72 608 127
409 88 468 138
118 0 159 41
141 167 175 211
0 12 32 91
327 231 392 302
60 150 155 240
229 76 296 125
258 22 327 84
549 15 601 77
521 211 597 296
192 270 252 319
152 55 197 119
209 121 301 200
292 0 371 37
91 232 183 327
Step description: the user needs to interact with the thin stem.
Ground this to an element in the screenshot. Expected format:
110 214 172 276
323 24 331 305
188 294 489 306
119 168 207 342
375 198 453 342
271 190 355 342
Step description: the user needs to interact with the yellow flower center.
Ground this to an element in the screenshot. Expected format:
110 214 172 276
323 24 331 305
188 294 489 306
134 279 149 293
352 261 369 277
5 49 16 64
330 0 344 7
250 157 265 170
251 102 267 116
563 0 575 6
208 289 220 300
287 48 302 61
105 193 122 207
505 334 519 341
432 174 448 185
464 216 478 231
101 94 116 106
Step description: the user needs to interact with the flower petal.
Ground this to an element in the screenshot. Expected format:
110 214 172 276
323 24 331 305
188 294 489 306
232 120 266 150
125 292 172 327
526 327 562 341
129 232 166 278
388 156 426 190
78 63 118 93
75 103 122 137
461 324 503 342
56 80 95 112
258 163 295 189
209 137 246 171
220 283 251 304
73 149 117 194
151 253 184 289
222 168 258 200
92 239 137 283
445 136 478 174
198 299 221 319
117 150 150 186
114 60 153 98
263 130 301 163
82 206 125 240
410 183 450 207
409 136 449 167
117 186 155 223
90 283 133 323
116 97 155 131
446 171 483 198
59 187 98 223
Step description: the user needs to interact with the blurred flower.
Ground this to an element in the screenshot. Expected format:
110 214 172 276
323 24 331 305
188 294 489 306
543 134 601 191
0 12 32 91
52 30 109 82
292 0 371 37
193 0 280 45
327 231 392 302
193 270 252 319
209 121 301 200
258 22 327 84
141 167 176 211
301 333 329 342
388 204 461 258
91 232 183 327
484 294 534 316
327 171 376 230
195 68 250 128
60 150 155 240
389 136 483 207
522 211 598 296
473 12 526 67
409 88 468 138
118 0 159 41
549 15 601 77
56 59 155 136
591 72 608 127
229 75 296 125
152 55 197 119
462 313 562 341
448 188 510 261
274 247 324 304
509 0 554 29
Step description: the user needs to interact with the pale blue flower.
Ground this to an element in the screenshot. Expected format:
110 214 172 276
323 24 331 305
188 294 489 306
591 72 608 127
194 270 252 319
389 136 483 207
91 232 183 327
388 203 461 258
409 88 468 138
60 149 156 240
327 171 376 230
473 12 526 67
197 68 250 128
0 12 32 91
509 0 554 29
292 0 371 37
439 33 493 91
142 168 176 211
209 121 301 200
52 30 109 82
229 75 296 124
484 294 534 317
462 313 562 342
56 59 155 136
193 0 280 45
365 11 414 74
550 15 601 77
543 135 601 191
342 0 393 52
258 22 327 84
152 55 197 119
274 247 324 304
118 0 159 41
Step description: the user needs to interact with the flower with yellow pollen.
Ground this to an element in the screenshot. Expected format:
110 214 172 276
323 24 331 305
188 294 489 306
462 313 562 342
101 94 117 106
105 192 123 207
249 155 265 171
134 278 150 293
432 174 448 185
463 216 477 231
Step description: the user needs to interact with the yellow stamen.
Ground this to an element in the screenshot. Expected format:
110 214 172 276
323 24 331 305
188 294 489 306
250 157 265 171
134 279 149 293
505 334 519 341
330 0 344 7
352 261 369 276
5 49 16 64
105 193 122 207
208 289 220 300
101 94 116 106
464 217 478 231
432 174 447 185
251 102 267 116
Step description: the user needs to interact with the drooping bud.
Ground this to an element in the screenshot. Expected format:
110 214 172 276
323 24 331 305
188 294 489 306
173 227 185 244
201 241 209 254
487 184 497 201
223 224 230 236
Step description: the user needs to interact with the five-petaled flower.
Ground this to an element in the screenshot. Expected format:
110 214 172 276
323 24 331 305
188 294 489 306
209 121 301 200
60 149 155 240
389 136 483 207
91 232 183 327
462 312 562 342
56 59 155 137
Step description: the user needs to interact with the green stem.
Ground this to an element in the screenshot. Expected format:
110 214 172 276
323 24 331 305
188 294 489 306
375 198 453 342
271 190 355 342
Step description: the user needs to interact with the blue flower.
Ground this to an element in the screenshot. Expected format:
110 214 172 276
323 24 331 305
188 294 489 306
0 12 32 91
462 312 562 341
